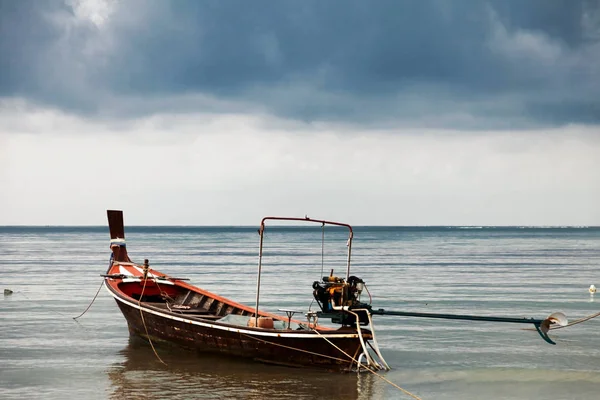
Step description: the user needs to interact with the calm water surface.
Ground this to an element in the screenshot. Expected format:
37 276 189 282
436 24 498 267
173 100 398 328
1 226 599 399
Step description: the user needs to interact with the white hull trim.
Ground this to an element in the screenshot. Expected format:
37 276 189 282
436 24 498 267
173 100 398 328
105 284 363 340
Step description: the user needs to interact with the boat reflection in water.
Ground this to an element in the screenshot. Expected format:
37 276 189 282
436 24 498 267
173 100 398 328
107 338 379 400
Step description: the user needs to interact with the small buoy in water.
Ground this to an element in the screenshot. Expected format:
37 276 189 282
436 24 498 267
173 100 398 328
4 289 13 296
590 285 597 294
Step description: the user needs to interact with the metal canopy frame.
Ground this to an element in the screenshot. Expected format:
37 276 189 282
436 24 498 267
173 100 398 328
254 216 354 325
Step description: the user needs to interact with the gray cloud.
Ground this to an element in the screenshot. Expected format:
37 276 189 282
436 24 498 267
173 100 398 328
1 0 599 128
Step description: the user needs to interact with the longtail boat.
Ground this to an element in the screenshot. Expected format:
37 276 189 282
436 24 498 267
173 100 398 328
103 210 568 371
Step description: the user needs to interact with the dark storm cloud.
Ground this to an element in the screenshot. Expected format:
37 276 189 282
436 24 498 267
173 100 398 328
0 0 599 128
0 1 63 94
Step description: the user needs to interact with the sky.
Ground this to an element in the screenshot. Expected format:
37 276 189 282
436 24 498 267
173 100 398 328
1 0 599 226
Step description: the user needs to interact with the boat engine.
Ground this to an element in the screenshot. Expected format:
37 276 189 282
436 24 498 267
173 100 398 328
312 274 372 325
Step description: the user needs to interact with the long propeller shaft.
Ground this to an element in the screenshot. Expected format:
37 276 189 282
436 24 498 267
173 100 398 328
372 309 544 324
371 308 567 345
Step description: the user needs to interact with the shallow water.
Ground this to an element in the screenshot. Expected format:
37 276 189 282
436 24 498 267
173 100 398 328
1 226 599 399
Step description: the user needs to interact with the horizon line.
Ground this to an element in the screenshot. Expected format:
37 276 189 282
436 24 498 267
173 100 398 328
0 224 598 228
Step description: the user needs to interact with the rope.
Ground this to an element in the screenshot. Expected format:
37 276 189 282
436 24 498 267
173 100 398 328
523 310 600 332
243 327 422 399
320 222 325 277
73 279 105 320
10 290 100 336
551 310 600 329
239 332 351 364
365 284 373 305
308 223 326 313
138 263 167 366
13 290 71 318
311 329 423 400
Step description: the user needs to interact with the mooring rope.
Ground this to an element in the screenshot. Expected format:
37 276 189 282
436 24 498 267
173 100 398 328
523 310 600 332
552 310 600 328
239 332 351 364
73 279 105 320
138 263 167 366
242 328 422 399
10 290 71 318
311 328 423 400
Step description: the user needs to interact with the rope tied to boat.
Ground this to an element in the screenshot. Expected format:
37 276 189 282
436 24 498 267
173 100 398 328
110 238 126 248
311 328 423 400
138 259 168 366
73 253 114 320
73 279 105 320
241 325 421 399
239 332 351 364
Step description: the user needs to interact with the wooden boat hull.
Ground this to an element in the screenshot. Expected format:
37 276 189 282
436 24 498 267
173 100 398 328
109 288 369 370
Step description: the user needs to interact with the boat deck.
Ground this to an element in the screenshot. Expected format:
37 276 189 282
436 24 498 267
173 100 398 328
144 302 224 319
143 301 304 329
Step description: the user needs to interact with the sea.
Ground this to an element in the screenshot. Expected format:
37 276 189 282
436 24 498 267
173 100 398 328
1 225 599 400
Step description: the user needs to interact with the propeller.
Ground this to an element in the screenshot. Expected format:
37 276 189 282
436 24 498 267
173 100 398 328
535 312 568 344
545 312 568 328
